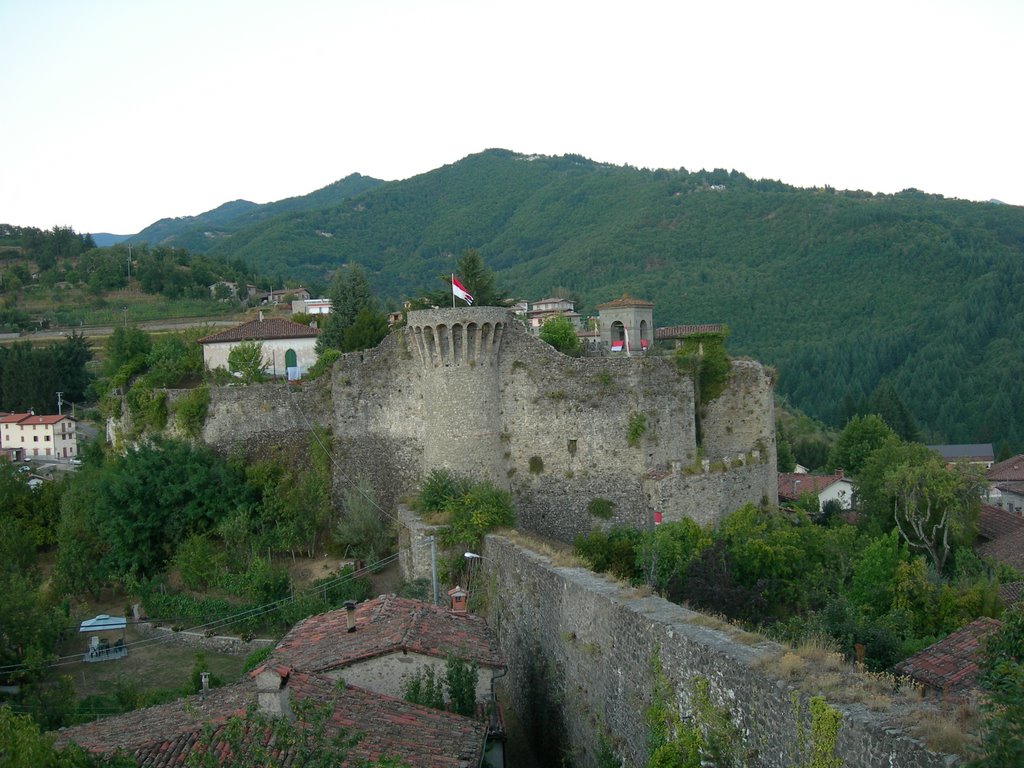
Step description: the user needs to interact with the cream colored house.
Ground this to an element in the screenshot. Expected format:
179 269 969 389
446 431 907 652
197 317 320 380
0 411 78 460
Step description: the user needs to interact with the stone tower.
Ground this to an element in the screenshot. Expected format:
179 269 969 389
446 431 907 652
596 294 654 351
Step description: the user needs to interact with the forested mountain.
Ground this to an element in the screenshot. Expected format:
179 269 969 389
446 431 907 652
131 173 383 253
135 150 1024 449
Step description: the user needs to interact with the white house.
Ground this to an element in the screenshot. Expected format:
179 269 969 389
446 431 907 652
292 297 332 315
526 297 582 335
197 316 320 381
0 411 78 460
778 469 854 511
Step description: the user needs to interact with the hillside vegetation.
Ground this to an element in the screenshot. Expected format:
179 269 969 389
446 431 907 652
127 150 1024 450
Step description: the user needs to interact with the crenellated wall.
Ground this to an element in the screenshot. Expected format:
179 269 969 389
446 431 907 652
198 307 776 541
483 535 960 768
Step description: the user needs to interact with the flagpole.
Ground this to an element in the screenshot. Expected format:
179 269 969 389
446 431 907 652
451 273 455 308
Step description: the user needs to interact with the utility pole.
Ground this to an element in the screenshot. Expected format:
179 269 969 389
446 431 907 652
127 244 132 280
429 536 439 606
122 307 128 328
56 391 63 416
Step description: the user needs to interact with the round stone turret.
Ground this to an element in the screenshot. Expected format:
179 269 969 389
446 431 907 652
405 307 509 368
405 308 513 482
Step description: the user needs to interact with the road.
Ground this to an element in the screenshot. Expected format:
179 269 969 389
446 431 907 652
8 317 239 343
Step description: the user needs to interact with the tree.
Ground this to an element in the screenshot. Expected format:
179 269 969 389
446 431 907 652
970 607 1024 767
317 263 377 353
227 341 267 383
826 415 898 476
776 420 797 472
411 249 512 309
342 306 389 352
538 315 580 355
866 379 920 442
884 457 982 572
334 479 395 568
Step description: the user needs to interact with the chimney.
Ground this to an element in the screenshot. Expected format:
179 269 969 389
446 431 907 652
344 600 357 632
256 666 293 720
836 468 844 480
447 585 468 614
200 671 210 696
258 310 264 322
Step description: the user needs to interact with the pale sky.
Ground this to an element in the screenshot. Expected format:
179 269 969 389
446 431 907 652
2 0 1021 235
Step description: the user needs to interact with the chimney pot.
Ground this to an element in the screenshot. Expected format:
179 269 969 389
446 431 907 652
447 585 468 614
344 600 357 632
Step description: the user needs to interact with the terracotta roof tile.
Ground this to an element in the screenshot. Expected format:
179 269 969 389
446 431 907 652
987 454 1024 482
197 317 319 345
976 526 1024 571
595 294 654 309
270 595 503 674
654 324 725 340
777 471 847 502
977 504 1024 541
893 617 1002 694
0 412 74 425
998 581 1024 609
55 672 485 767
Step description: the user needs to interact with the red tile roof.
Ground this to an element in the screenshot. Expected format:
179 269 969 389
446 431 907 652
998 581 1024 609
56 672 485 767
197 317 319 345
977 526 1024 572
777 471 848 502
595 294 654 309
987 454 1024 482
893 617 1002 695
0 412 74 425
977 504 1024 542
271 595 503 674
654 324 725 340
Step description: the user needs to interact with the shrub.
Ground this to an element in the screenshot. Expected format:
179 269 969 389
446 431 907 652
627 412 647 447
441 482 515 548
417 469 472 514
334 479 396 569
172 385 209 438
587 498 616 520
307 348 341 381
574 526 644 582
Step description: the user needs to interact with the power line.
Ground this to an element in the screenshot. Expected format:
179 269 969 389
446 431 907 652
0 553 399 675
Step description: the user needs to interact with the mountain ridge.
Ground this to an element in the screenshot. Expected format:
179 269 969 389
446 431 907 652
126 149 1024 448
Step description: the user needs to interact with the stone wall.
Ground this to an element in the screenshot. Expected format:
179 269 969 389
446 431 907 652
197 308 777 542
484 535 959 768
201 377 331 452
134 622 274 656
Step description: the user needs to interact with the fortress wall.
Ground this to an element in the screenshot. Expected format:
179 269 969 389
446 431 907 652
196 308 776 539
485 535 958 768
702 359 777 465
644 461 776 526
201 378 331 452
328 335 425 508
496 324 701 540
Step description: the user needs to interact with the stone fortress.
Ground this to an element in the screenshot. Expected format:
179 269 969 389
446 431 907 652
200 305 777 540
195 306 959 767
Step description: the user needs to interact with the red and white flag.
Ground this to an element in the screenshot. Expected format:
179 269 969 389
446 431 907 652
451 274 474 305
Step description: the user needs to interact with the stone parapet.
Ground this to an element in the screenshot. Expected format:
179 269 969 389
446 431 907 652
484 535 960 768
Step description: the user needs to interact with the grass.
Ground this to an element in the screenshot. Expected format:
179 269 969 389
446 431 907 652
59 623 249 701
